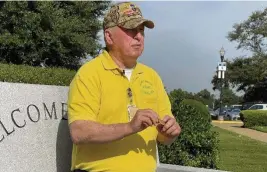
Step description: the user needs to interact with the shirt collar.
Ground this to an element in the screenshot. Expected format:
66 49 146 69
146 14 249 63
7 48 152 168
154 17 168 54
100 50 143 74
101 50 118 70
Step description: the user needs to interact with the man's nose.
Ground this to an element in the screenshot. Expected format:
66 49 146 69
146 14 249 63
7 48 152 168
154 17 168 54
134 31 144 40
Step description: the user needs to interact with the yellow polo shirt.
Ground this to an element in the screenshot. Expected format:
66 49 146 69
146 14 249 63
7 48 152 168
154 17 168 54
67 50 172 172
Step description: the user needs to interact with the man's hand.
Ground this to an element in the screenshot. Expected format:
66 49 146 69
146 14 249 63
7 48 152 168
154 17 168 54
156 115 181 145
128 109 159 133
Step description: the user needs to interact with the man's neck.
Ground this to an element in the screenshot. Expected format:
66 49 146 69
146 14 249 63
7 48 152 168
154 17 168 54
108 51 136 69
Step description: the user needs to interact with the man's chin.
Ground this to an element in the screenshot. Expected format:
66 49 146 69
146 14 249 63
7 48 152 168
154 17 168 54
130 54 141 60
131 50 143 58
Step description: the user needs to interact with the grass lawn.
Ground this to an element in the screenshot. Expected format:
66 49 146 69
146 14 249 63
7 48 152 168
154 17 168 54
250 126 267 133
212 126 267 172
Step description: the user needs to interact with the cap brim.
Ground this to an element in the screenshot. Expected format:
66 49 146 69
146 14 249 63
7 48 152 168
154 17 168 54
143 19 155 29
120 18 155 29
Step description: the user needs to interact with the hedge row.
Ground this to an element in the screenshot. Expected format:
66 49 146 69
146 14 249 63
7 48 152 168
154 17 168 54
0 63 76 86
240 110 267 128
158 99 219 169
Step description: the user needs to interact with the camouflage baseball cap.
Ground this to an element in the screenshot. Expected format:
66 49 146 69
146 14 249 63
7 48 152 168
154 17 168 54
103 2 154 30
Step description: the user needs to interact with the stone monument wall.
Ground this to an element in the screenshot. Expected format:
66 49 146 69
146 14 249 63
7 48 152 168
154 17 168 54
0 82 72 172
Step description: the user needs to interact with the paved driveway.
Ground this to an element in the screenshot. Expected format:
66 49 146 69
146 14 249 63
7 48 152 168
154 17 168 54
212 121 267 143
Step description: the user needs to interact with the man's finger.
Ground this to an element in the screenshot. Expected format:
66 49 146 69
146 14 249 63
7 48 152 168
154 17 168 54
141 121 152 128
165 125 177 135
156 124 163 131
158 119 165 125
162 118 175 132
143 110 159 125
162 115 172 123
141 116 153 126
170 127 181 136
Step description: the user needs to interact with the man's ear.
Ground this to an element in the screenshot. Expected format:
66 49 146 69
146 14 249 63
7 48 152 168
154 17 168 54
104 28 114 45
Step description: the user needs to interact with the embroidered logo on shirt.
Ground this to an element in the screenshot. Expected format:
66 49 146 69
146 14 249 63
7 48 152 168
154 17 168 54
140 80 154 95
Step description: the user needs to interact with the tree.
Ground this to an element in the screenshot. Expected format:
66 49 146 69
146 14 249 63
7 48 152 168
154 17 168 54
211 7 267 102
242 78 267 102
194 89 215 108
213 88 242 109
227 8 267 54
169 88 217 109
169 88 194 103
0 1 111 70
196 89 212 100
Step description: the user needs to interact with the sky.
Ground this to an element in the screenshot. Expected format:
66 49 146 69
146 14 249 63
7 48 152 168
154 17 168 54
96 1 267 96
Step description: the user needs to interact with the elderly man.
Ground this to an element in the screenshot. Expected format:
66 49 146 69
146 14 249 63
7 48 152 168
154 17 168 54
67 2 181 172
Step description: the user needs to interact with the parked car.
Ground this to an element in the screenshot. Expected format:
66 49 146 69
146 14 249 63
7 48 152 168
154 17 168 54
230 104 242 110
241 102 267 110
208 108 217 119
214 107 229 116
225 108 241 120
247 104 267 110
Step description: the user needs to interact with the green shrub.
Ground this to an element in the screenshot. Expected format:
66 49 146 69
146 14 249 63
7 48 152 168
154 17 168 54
240 110 267 128
182 99 212 122
158 99 219 169
0 63 76 86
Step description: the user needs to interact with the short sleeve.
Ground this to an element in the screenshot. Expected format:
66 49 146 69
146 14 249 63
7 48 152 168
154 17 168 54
154 72 173 119
67 73 101 124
